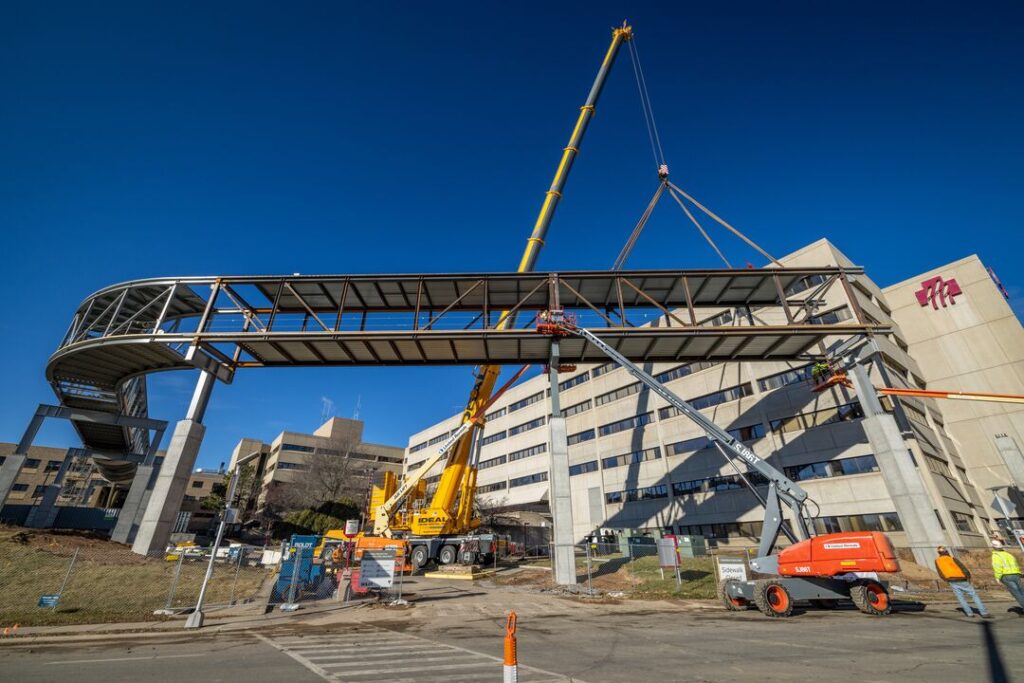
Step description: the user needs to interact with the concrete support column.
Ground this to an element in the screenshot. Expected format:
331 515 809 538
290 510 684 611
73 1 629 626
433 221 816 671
850 364 946 566
110 465 156 544
547 339 577 586
0 408 47 508
131 372 214 556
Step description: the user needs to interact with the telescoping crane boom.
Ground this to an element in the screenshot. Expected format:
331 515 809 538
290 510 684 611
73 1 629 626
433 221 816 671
538 311 901 618
369 24 635 559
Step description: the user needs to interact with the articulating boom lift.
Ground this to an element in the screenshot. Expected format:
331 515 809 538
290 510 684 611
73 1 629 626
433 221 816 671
538 311 900 617
366 23 634 569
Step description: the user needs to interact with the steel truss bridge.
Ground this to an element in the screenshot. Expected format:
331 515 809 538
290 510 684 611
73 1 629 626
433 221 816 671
48 267 884 453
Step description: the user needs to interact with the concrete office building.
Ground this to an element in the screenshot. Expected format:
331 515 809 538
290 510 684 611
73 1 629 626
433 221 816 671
404 239 1024 553
228 416 404 515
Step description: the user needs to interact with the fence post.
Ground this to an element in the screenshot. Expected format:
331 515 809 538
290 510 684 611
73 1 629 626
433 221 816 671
54 548 80 611
585 542 593 595
165 553 185 610
281 546 302 611
229 549 243 605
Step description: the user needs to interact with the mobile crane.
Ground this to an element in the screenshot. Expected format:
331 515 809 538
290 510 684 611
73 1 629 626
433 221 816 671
362 23 635 569
537 311 901 617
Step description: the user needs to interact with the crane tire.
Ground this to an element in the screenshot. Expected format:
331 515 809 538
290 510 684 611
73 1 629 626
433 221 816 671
717 579 751 611
850 581 892 616
753 579 794 618
438 545 458 565
410 545 430 570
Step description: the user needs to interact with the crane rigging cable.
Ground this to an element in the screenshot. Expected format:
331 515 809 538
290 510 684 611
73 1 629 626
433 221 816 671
627 36 665 170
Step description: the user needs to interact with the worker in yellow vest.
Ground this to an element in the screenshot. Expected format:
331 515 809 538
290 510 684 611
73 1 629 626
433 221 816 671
991 540 1024 611
935 546 991 618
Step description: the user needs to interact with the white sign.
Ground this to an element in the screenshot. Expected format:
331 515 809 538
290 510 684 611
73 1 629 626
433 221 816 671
344 519 360 539
715 556 749 582
657 538 680 568
823 542 861 550
359 550 397 589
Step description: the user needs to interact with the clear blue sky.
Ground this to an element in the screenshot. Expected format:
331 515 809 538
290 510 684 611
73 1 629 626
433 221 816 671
2 2 1022 469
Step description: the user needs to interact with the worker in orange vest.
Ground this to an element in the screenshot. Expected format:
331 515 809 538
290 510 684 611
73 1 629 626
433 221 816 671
935 546 991 618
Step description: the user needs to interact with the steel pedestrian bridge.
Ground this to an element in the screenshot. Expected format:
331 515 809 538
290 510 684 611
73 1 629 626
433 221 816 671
47 267 882 453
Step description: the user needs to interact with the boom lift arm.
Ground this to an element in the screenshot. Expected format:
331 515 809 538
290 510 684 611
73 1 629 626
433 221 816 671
538 312 812 566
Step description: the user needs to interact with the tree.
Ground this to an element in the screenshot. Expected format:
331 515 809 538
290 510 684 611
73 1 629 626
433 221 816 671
287 440 371 510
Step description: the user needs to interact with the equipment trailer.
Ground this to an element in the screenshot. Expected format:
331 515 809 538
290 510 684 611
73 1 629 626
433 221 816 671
537 311 900 617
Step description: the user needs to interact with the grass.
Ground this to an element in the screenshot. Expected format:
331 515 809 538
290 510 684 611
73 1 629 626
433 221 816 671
623 556 718 600
0 530 272 627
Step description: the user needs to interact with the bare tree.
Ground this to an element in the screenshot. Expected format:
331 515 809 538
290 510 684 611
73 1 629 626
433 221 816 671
283 440 371 510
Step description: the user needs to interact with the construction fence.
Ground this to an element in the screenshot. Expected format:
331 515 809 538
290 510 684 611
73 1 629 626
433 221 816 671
0 529 276 627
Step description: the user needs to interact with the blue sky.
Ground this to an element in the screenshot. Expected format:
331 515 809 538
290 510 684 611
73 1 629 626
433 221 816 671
2 2 1022 469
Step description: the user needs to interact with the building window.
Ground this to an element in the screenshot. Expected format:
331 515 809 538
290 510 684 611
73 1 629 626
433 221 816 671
45 461 62 472
729 424 766 442
559 373 590 391
510 471 548 488
811 512 903 535
12 483 28 492
808 307 853 325
484 407 506 421
607 484 668 504
592 363 617 378
23 458 40 469
409 441 428 453
281 443 316 453
508 443 546 462
561 399 592 418
951 511 978 533
770 402 865 434
758 364 814 392
667 436 710 455
481 431 507 446
567 429 596 445
598 413 653 437
595 382 643 406
509 416 546 436
659 384 752 420
477 481 507 494
786 273 828 295
672 479 705 496
277 462 307 471
191 480 204 488
509 391 545 413
654 361 718 384
784 454 879 482
569 460 598 476
479 455 507 470
602 447 661 470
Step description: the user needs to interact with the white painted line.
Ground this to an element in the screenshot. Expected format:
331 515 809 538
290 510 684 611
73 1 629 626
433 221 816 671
45 653 205 666
331 660 498 676
293 643 446 655
319 653 485 670
252 632 334 682
304 648 442 661
285 638 408 650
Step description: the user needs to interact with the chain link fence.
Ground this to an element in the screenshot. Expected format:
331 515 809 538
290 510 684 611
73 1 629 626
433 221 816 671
0 528 275 627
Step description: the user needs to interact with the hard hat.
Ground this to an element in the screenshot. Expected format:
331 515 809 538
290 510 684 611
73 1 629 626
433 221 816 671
992 539 1004 548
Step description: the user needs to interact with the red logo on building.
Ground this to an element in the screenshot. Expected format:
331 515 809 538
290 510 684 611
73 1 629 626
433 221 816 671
915 276 962 309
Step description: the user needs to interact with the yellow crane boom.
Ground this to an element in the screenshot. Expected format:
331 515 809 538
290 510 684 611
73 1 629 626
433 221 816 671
378 22 634 538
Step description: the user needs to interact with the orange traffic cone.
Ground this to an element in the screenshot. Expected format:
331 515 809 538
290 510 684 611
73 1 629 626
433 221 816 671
503 611 518 683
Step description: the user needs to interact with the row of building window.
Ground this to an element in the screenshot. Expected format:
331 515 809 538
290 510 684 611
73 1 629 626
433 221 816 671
658 383 753 421
602 447 661 470
510 416 546 436
592 363 617 378
770 401 864 434
606 484 668 504
559 372 590 391
784 454 879 482
409 429 458 453
654 361 718 384
6 458 63 471
596 381 643 407
569 460 599 476
481 431 507 446
477 481 507 493
508 443 547 462
808 306 853 325
599 412 654 437
568 429 596 445
508 391 545 413
757 364 814 392
812 512 903 535
510 471 548 488
479 454 506 470
561 399 592 418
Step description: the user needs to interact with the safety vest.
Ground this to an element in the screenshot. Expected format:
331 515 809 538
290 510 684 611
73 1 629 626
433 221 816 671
993 550 1021 580
935 555 967 581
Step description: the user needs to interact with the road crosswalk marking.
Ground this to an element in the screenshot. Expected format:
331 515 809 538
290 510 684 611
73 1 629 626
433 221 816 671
254 626 576 682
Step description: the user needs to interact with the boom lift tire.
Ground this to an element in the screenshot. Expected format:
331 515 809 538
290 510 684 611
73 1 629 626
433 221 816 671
411 545 430 570
850 580 892 616
718 579 751 611
753 579 794 618
438 545 458 565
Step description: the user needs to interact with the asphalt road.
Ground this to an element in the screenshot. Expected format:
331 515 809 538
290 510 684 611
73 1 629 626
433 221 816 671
2 600 1022 682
